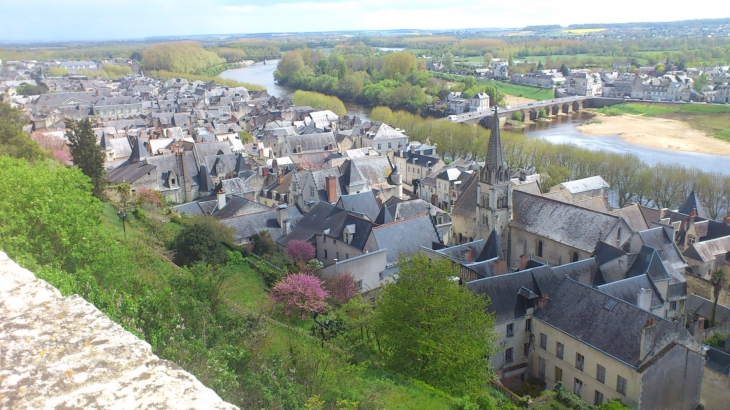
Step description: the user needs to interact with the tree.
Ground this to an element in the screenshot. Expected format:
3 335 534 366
287 239 316 263
559 63 570 77
66 119 106 199
384 51 418 78
326 271 359 305
694 72 710 92
372 254 497 396
250 230 277 256
710 269 726 327
654 63 666 74
512 111 524 122
537 61 544 71
508 54 514 68
271 273 329 319
442 52 454 70
173 216 233 266
483 53 494 66
0 103 47 161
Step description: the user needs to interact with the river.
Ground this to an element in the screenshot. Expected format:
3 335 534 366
219 59 372 121
220 62 730 175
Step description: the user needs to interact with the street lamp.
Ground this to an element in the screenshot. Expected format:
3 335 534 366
117 209 128 238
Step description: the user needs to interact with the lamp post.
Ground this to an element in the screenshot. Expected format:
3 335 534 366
117 209 128 238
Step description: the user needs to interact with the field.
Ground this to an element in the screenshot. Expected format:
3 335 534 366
595 103 730 143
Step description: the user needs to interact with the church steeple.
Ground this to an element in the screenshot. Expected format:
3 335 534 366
482 106 509 184
486 105 504 174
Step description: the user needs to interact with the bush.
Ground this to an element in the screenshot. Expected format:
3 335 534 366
704 333 727 349
271 273 329 319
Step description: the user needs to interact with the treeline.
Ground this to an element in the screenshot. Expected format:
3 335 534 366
142 41 224 74
0 43 146 62
292 90 346 116
220 39 306 61
371 106 730 217
275 47 447 114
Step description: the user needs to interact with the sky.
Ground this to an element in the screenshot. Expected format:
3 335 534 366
2 0 728 43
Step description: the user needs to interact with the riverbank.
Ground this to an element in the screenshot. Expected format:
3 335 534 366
576 113 730 156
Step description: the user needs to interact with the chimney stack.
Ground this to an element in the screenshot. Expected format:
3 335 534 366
640 317 656 360
518 254 530 271
277 173 284 185
217 190 226 210
326 175 337 203
277 204 288 229
262 167 270 177
282 218 291 235
694 317 705 344
537 294 550 309
637 288 652 312
464 247 473 263
493 259 508 275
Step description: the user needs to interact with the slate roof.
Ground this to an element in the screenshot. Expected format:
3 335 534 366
552 258 602 287
369 214 441 267
287 132 336 153
683 236 730 262
705 347 730 376
678 190 707 219
558 176 610 194
511 190 620 253
451 171 478 220
276 201 373 249
105 161 156 184
636 227 687 273
534 278 696 369
431 240 486 264
610 204 649 232
367 123 406 140
467 265 562 323
173 202 205 216
340 157 394 191
686 294 730 325
336 191 380 221
598 275 664 309
394 151 440 168
221 205 304 243
477 229 503 261
128 135 148 164
195 141 232 158
627 245 672 282
213 195 269 219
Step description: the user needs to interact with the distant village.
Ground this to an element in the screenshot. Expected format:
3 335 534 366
430 58 730 115
2 58 730 409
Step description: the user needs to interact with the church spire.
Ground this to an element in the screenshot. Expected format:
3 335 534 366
486 105 504 174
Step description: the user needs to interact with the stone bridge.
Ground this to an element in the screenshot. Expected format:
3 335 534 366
442 96 625 127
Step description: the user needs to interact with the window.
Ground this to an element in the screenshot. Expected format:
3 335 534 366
388 142 392 149
688 235 697 245
505 348 513 363
324 250 328 259
597 364 606 384
576 353 585 371
377 143 382 150
310 186 315 197
336 252 340 260
323 235 326 243
555 366 563 383
524 343 530 357
670 301 678 311
537 240 544 257
355 280 363 291
574 378 583 397
616 376 627 396
345 253 349 259
556 342 564 360
525 318 532 332
538 357 546 380
572 252 579 262
379 271 384 281
506 323 514 337
540 333 547 350
594 390 604 406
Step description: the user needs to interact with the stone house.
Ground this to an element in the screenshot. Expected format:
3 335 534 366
360 123 408 155
469 92 490 111
531 278 703 409
393 149 444 194
221 204 304 245
93 97 143 119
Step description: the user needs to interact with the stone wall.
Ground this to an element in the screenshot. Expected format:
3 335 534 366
700 367 730 410
0 251 238 410
686 274 730 307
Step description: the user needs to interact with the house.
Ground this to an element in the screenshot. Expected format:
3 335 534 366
548 176 610 203
469 92 490 111
93 97 143 119
531 278 703 409
393 147 444 195
360 123 408 155
221 204 304 245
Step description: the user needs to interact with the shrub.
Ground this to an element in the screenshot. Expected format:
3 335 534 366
326 272 359 305
287 239 316 262
271 273 329 319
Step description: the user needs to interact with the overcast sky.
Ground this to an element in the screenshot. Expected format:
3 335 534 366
2 0 727 43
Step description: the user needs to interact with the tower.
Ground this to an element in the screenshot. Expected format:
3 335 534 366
391 165 403 199
476 106 512 259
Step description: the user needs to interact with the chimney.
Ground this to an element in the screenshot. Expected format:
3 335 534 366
217 190 226 210
637 287 652 312
262 167 270 177
272 159 278 169
493 259 508 275
640 318 656 360
694 317 705 344
518 254 530 271
282 218 291 235
463 247 473 263
277 204 288 228
277 173 284 185
325 175 337 203
537 294 550 309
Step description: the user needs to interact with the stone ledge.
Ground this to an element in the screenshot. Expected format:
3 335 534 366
0 251 238 410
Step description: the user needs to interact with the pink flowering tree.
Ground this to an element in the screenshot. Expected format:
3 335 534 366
286 239 316 263
271 273 329 319
326 271 359 305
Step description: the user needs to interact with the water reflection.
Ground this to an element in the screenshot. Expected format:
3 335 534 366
219 60 371 121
